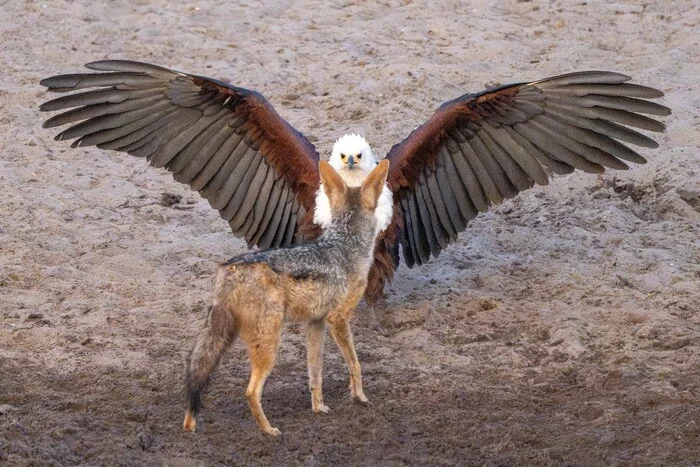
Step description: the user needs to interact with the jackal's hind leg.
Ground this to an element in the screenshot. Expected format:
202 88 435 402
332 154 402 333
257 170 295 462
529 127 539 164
327 317 369 405
244 316 283 436
184 304 237 432
307 320 329 413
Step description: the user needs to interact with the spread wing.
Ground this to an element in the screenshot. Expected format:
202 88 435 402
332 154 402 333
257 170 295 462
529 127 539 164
40 60 321 249
383 71 671 267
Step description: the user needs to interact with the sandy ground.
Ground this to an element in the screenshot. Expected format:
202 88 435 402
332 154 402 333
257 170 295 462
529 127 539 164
1 0 699 465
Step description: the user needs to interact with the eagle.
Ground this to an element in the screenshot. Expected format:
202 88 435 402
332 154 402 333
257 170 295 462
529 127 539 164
39 60 671 308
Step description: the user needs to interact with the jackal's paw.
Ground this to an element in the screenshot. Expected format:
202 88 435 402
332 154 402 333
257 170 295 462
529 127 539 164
313 403 330 414
352 394 370 405
264 426 281 436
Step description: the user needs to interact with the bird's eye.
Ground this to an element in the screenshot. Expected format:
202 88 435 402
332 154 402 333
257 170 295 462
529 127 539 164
357 153 362 159
341 154 346 159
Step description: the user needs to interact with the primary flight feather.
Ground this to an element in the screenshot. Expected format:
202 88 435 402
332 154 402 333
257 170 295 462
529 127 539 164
39 60 671 305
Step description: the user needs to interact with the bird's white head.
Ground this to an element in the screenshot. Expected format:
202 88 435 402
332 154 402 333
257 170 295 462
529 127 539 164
315 133 392 232
329 133 377 174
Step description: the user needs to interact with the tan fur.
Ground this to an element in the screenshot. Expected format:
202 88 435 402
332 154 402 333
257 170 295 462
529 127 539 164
360 161 389 211
183 161 389 436
319 159 348 206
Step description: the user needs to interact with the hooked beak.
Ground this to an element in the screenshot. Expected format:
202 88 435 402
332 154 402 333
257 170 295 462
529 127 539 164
347 154 355 169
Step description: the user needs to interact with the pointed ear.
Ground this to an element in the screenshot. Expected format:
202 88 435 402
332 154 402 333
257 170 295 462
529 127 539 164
319 160 347 200
360 159 390 211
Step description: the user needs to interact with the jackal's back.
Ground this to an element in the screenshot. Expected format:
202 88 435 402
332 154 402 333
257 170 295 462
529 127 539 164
215 262 348 323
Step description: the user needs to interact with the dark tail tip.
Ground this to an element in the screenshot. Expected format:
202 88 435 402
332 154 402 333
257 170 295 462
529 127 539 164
185 360 206 416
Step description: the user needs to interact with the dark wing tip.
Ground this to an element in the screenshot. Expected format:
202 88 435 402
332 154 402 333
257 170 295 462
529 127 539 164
645 87 665 99
39 75 78 91
655 103 673 116
533 70 632 86
84 60 178 75
85 59 143 70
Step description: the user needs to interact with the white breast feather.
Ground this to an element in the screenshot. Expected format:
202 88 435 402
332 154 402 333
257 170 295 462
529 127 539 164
313 186 332 229
374 184 393 235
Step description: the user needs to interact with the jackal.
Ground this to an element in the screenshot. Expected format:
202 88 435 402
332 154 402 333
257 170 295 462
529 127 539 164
183 159 391 436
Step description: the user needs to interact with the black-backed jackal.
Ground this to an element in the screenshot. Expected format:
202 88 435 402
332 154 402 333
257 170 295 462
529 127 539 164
183 159 391 436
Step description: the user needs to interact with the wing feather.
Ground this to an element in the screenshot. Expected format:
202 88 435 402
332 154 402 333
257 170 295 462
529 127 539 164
250 175 284 248
530 114 631 169
439 146 479 222
542 107 657 149
444 135 490 212
152 106 230 169
415 181 443 254
168 110 234 174
272 192 295 248
210 146 258 212
189 131 245 191
384 70 669 271
400 197 420 266
423 176 451 248
454 133 505 205
56 101 174 142
283 207 299 246
94 107 184 150
228 156 268 230
425 168 458 240
133 110 204 159
503 126 574 175
259 185 292 249
40 87 167 112
40 60 320 248
462 127 520 198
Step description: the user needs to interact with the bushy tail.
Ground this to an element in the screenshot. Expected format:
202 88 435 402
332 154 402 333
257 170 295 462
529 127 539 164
183 302 237 431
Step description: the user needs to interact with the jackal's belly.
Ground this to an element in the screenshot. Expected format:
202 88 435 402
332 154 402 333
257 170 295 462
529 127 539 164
283 280 343 322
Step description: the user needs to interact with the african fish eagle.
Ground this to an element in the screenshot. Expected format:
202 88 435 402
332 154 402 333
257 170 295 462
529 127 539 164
39 60 671 305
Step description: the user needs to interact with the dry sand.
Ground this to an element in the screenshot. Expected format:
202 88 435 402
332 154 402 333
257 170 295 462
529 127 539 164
1 0 699 464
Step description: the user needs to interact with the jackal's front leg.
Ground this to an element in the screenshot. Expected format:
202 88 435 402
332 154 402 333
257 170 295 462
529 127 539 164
306 319 329 413
327 316 369 405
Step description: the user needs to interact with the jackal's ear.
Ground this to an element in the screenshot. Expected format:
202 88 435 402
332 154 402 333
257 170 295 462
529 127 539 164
360 159 389 211
319 160 347 201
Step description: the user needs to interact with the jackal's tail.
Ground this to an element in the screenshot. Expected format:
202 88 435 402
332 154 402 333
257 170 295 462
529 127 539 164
183 302 237 432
